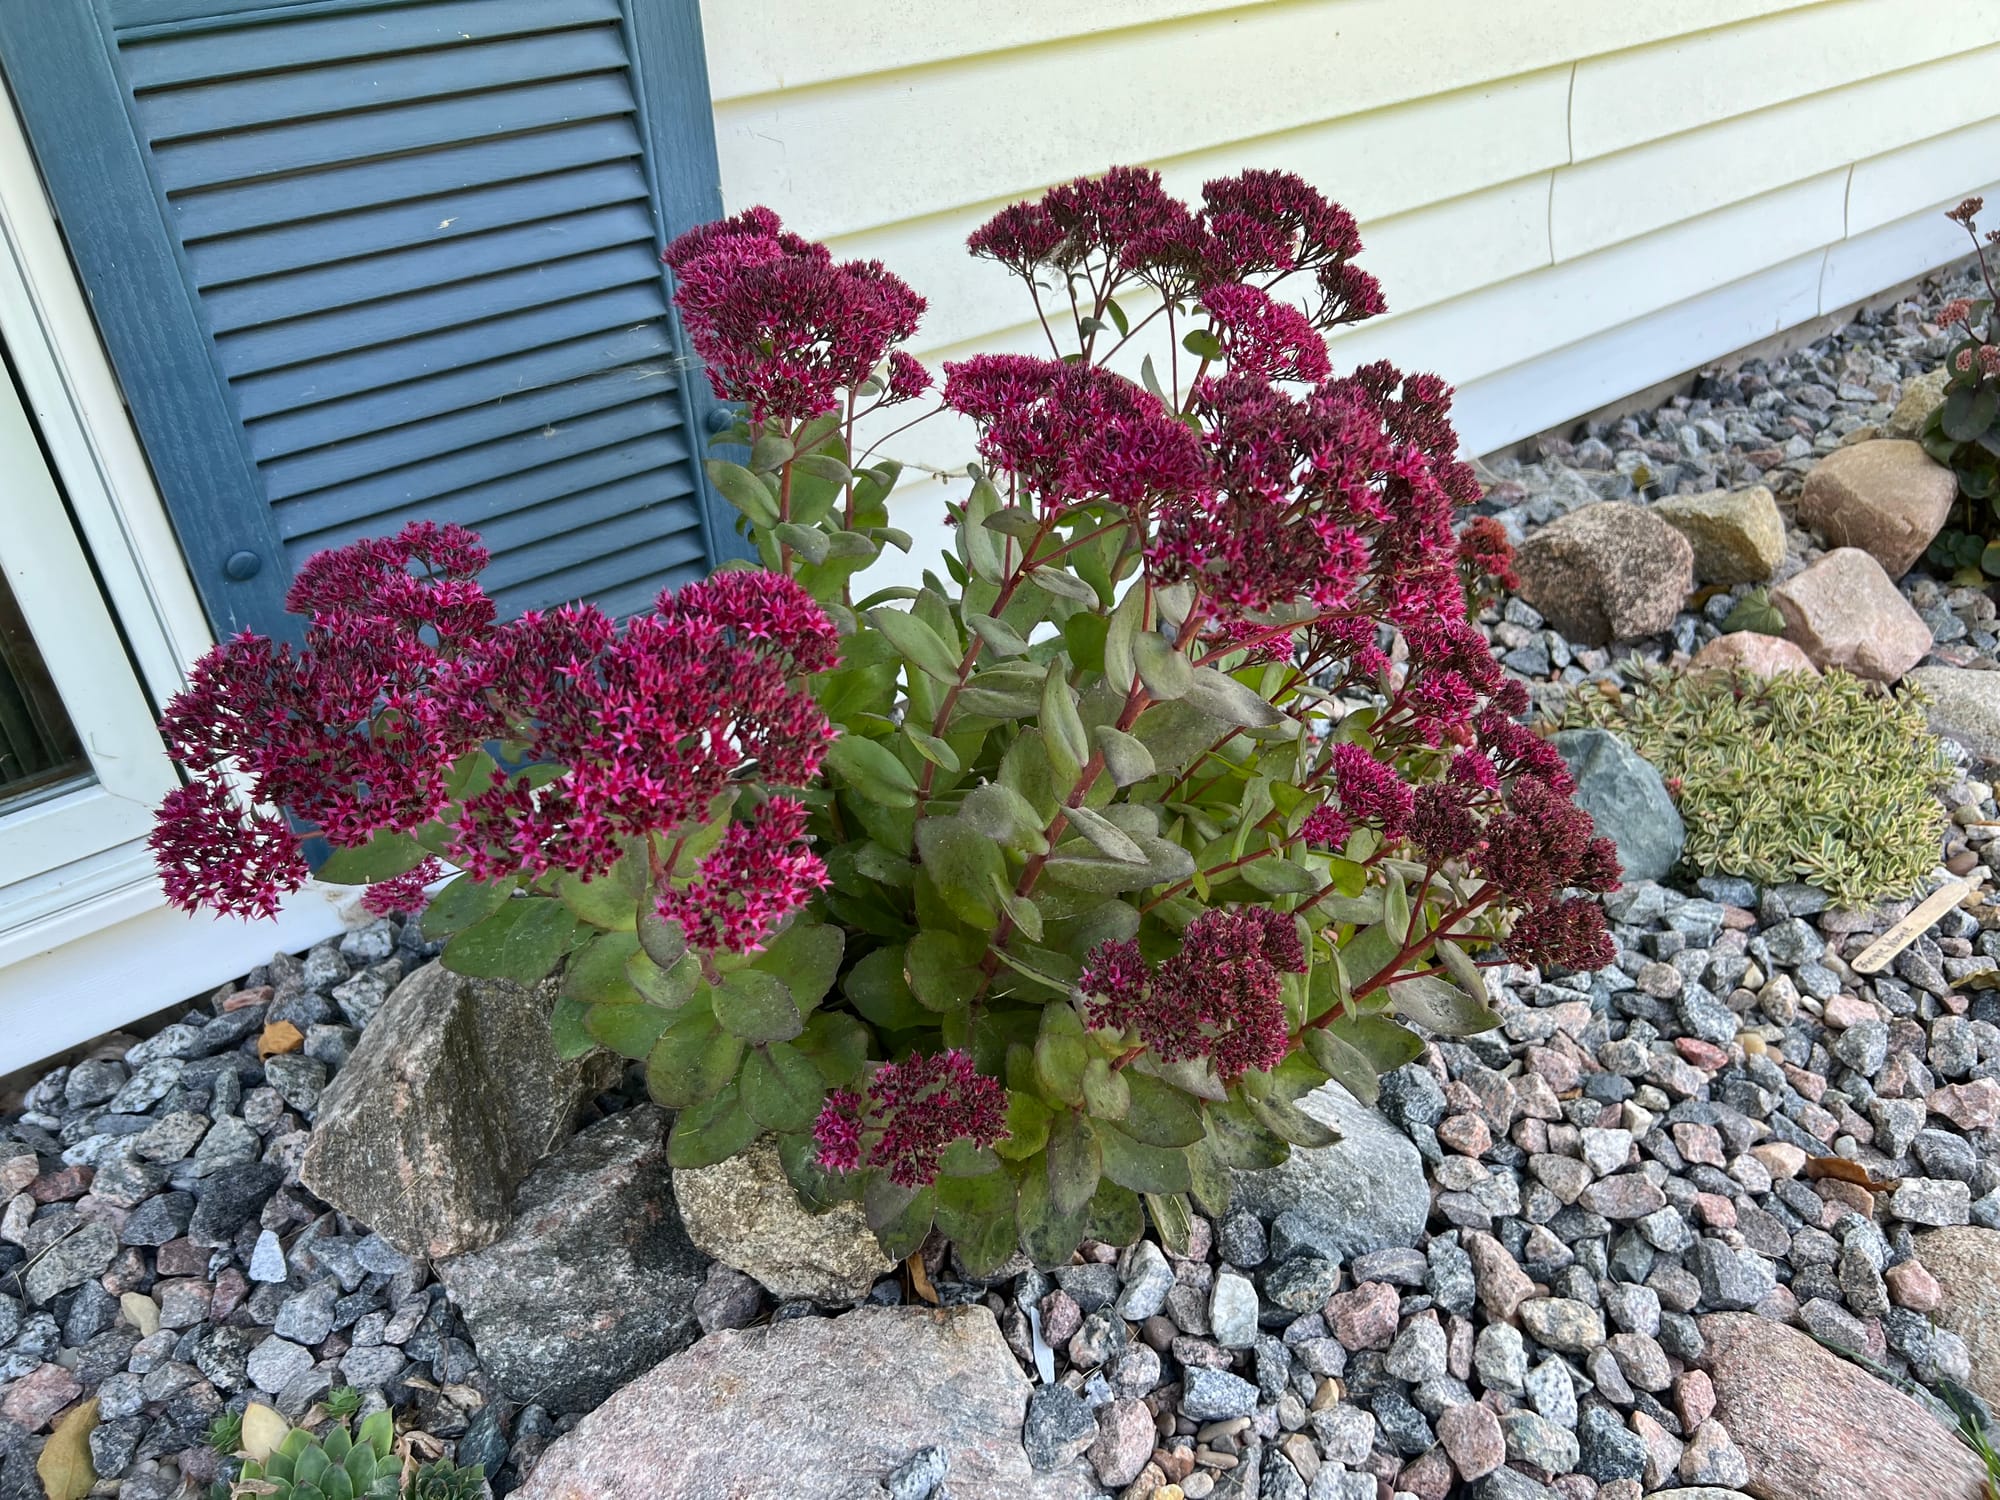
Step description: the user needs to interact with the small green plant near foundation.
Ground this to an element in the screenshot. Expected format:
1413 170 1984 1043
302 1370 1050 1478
1562 666 1950 905
1944 1382 2000 1500
321 1386 362 1420
1719 588 1785 636
204 1411 243 1454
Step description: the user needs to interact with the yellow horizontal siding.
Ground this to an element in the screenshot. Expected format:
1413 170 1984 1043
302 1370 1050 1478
704 0 1824 104
1553 42 2000 259
703 0 2000 457
1568 0 2000 160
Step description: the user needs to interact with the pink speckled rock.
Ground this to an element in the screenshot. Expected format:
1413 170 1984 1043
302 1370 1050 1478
1699 1312 1986 1500
1687 631 1820 680
1771 547 1931 683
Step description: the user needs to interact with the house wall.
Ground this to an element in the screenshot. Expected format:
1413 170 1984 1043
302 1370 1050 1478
703 0 2000 493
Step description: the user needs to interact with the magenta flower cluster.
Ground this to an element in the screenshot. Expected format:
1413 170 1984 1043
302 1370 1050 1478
151 523 836 952
664 206 929 423
1079 907 1306 1082
813 1048 1009 1187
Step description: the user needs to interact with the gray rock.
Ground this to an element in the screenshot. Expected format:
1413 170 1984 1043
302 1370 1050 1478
1576 1405 1647 1481
674 1134 891 1304
21 1221 116 1305
438 1106 705 1413
245 1336 315 1394
511 1306 1090 1500
886 1445 949 1500
1908 667 2000 764
1024 1384 1095 1473
1553 729 1684 884
1502 1408 1580 1473
300 964 608 1259
1115 1240 1173 1320
1686 1240 1776 1311
1518 1298 1606 1354
1182 1367 1261 1421
1209 1270 1260 1349
273 1281 338 1346
1228 1081 1427 1260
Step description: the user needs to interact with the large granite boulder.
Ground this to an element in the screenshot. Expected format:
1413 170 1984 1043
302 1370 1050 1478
1771 547 1932 683
1226 1080 1428 1259
1905 667 2000 764
1699 1312 1985 1500
1652 486 1786 585
1553 729 1684 884
1796 438 1955 578
299 964 607 1259
438 1106 705 1412
512 1305 1093 1500
1914 1226 2000 1413
1513 502 1694 646
674 1135 890 1303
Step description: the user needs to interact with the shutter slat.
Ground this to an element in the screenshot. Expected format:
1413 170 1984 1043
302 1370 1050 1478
187 159 649 287
234 283 666 418
135 27 627 141
285 433 694 550
260 368 675 500
213 243 661 374
172 117 643 242
487 518 710 616
270 396 677 531
3 0 733 642
121 0 622 84
151 73 634 191
246 322 675 461
202 202 655 333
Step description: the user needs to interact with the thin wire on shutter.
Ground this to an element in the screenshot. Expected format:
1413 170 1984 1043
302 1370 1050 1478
112 0 719 621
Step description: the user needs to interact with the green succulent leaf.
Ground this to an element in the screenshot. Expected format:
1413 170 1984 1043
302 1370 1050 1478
314 830 427 885
713 968 805 1044
827 734 920 809
667 1083 761 1168
645 999 743 1108
441 897 577 983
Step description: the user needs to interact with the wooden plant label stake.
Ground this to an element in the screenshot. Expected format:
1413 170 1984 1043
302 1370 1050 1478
1850 876 1986 975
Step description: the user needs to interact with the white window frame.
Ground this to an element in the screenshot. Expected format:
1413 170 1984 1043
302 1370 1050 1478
0 84 342 1031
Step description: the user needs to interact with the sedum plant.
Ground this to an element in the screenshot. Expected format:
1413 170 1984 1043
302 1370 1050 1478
151 166 1620 1269
1563 666 1948 906
210 1412 400 1500
1920 196 2000 576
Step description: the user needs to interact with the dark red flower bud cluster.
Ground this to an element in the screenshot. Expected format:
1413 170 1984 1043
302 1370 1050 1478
813 1048 1009 1187
665 205 927 422
1080 907 1305 1081
150 525 836 928
942 355 1208 516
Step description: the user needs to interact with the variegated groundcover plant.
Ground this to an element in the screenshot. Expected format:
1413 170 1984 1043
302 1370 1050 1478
150 166 1619 1270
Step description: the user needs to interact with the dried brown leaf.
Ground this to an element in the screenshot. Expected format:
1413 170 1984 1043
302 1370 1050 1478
257 1021 303 1059
906 1251 939 1306
1804 1155 1899 1191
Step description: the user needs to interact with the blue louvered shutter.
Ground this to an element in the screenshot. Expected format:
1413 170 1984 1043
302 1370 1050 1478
0 0 743 638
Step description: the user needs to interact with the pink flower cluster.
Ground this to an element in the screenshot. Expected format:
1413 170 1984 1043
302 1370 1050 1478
657 797 827 953
1080 907 1305 1081
813 1048 1010 1187
151 525 837 940
968 165 1382 325
665 206 928 423
942 355 1208 517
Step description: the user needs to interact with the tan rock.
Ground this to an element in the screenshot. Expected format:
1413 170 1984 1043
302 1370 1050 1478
1771 547 1932 682
1885 367 1951 439
1699 1311 1986 1500
673 1134 891 1303
1653 486 1787 584
514 1306 1092 1500
1915 1227 2000 1411
1514 502 1695 646
1797 439 1957 578
1686 632 1819 681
